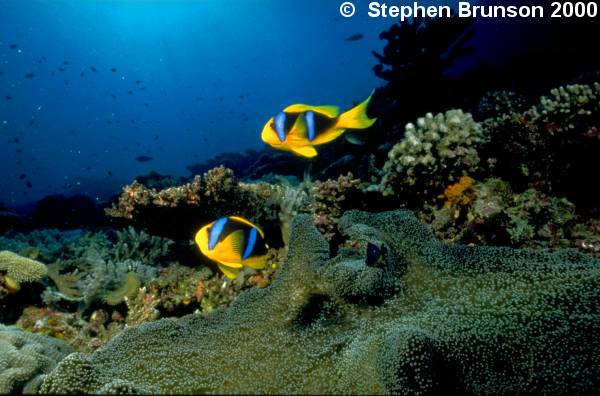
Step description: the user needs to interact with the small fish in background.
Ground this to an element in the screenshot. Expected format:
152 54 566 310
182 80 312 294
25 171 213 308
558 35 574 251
344 33 364 42
58 67 65 72
135 80 141 84
28 120 35 126
107 170 113 177
140 86 147 91
63 60 70 65
110 67 117 73
18 174 26 180
261 93 377 158
195 216 269 279
80 71 85 77
5 95 12 100
24 73 35 79
26 180 32 188
110 93 117 99
135 155 153 163
90 66 97 72
9 44 18 49
128 90 133 95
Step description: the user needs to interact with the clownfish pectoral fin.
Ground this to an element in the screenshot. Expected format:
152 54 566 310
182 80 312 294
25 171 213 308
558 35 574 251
335 93 377 130
217 263 241 279
291 145 318 158
242 255 268 270
284 104 340 119
213 229 245 266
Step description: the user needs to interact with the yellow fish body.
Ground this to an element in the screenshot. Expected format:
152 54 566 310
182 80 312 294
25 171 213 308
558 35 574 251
195 216 269 279
261 93 377 158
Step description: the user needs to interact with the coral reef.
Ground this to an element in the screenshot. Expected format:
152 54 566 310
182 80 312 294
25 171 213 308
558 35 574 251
40 210 600 394
375 110 486 203
425 177 599 254
0 251 47 292
0 324 73 393
105 166 284 241
16 307 124 353
310 173 362 240
480 82 600 208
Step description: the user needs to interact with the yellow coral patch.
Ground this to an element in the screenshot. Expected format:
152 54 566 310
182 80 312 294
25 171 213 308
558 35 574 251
442 176 475 208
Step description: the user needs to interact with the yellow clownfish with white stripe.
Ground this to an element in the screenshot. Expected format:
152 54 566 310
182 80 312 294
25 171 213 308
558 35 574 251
261 93 377 158
195 216 269 279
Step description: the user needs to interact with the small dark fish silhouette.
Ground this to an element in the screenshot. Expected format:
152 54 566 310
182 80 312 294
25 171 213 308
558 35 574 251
18 174 26 180
140 86 147 90
110 67 117 73
24 73 35 79
80 71 85 77
26 180 32 188
108 170 113 176
127 90 133 95
110 93 117 99
344 33 364 42
69 129 75 134
90 66 97 72
85 166 92 171
365 242 382 266
135 155 153 163
135 80 141 84
5 95 12 100
63 60 70 65
143 103 149 107
153 135 159 140
58 67 65 72
28 120 35 126
9 44 18 49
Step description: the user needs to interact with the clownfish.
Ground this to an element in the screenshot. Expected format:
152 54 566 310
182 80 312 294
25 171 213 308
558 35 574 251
195 216 269 279
261 93 377 158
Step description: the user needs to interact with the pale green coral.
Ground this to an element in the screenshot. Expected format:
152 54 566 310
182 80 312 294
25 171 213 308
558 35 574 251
0 250 47 291
534 82 600 132
0 324 73 393
40 210 600 394
378 109 486 198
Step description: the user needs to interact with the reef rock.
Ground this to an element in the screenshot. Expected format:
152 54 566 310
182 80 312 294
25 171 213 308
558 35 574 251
40 210 600 394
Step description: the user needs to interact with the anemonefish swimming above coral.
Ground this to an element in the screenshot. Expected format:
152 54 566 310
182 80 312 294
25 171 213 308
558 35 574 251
195 216 269 279
261 93 377 158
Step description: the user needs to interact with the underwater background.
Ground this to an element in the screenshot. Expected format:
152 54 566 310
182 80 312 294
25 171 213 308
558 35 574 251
1 0 600 394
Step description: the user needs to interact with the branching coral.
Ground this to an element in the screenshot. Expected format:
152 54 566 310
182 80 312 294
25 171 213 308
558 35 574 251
0 324 73 393
112 226 174 265
40 210 600 394
0 251 47 292
376 110 486 202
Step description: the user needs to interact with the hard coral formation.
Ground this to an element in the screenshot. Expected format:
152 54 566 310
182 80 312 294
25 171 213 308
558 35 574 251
0 324 73 393
41 210 600 394
310 173 362 241
480 82 600 208
377 109 486 202
0 251 47 292
105 165 283 241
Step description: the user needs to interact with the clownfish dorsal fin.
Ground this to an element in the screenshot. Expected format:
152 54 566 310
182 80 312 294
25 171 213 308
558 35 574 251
284 104 340 118
229 216 264 238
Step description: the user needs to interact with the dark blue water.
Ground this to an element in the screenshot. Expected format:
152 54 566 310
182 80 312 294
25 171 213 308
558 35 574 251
0 0 392 206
